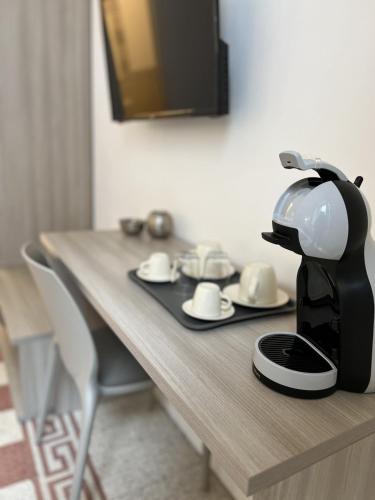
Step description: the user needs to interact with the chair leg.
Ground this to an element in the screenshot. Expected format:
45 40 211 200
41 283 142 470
202 445 211 492
36 342 58 443
70 388 98 500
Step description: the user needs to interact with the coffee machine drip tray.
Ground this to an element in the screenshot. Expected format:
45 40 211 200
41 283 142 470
253 333 337 399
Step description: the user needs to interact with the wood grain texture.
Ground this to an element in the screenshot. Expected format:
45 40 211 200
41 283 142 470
0 323 23 416
41 230 375 496
0 0 91 266
0 266 51 344
254 431 375 500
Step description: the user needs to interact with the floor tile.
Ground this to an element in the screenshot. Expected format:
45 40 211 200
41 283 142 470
0 440 36 488
0 387 12 412
0 363 8 387
5 391 233 500
0 409 23 447
0 480 37 500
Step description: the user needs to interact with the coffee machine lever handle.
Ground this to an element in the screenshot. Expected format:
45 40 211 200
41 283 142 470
279 151 348 182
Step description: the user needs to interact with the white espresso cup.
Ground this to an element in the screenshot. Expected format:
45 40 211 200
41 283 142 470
139 252 172 279
191 282 232 318
239 262 278 306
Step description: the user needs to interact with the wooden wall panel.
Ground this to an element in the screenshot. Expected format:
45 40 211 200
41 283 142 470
0 0 91 266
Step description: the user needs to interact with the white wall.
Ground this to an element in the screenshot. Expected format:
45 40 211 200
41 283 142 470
92 3 375 496
92 0 375 293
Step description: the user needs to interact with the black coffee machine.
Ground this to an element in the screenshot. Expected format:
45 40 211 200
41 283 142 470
252 151 375 398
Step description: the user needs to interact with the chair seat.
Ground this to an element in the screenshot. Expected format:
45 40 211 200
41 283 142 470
93 327 150 388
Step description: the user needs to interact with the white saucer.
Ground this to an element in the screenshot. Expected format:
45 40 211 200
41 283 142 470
182 263 236 280
136 269 180 284
223 283 290 309
182 299 235 321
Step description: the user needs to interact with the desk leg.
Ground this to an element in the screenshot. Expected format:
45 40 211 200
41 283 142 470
253 431 375 500
202 445 211 492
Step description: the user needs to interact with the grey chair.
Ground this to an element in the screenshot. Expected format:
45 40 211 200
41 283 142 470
22 243 153 500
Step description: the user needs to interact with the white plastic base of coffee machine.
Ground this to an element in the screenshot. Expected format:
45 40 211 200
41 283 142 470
253 332 337 399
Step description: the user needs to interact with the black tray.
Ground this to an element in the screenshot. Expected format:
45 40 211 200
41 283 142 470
128 269 296 331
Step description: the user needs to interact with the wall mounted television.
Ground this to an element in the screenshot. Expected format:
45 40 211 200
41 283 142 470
100 0 229 121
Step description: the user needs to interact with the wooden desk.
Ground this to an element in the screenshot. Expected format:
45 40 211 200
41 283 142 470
41 230 375 499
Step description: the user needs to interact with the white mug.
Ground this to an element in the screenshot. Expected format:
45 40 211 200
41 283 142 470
239 262 277 306
191 282 232 318
139 252 172 279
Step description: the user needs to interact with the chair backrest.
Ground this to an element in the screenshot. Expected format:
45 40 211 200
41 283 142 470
21 243 98 397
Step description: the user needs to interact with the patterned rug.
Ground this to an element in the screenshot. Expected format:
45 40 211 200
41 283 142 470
0 350 232 500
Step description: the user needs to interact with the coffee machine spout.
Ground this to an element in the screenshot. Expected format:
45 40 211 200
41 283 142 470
261 231 290 246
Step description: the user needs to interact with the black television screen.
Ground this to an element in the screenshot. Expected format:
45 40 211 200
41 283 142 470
101 0 228 121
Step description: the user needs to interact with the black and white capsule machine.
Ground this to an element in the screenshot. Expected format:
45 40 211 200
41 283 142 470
253 151 375 398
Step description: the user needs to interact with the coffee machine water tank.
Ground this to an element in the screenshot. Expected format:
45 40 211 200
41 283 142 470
253 151 375 398
273 178 349 260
